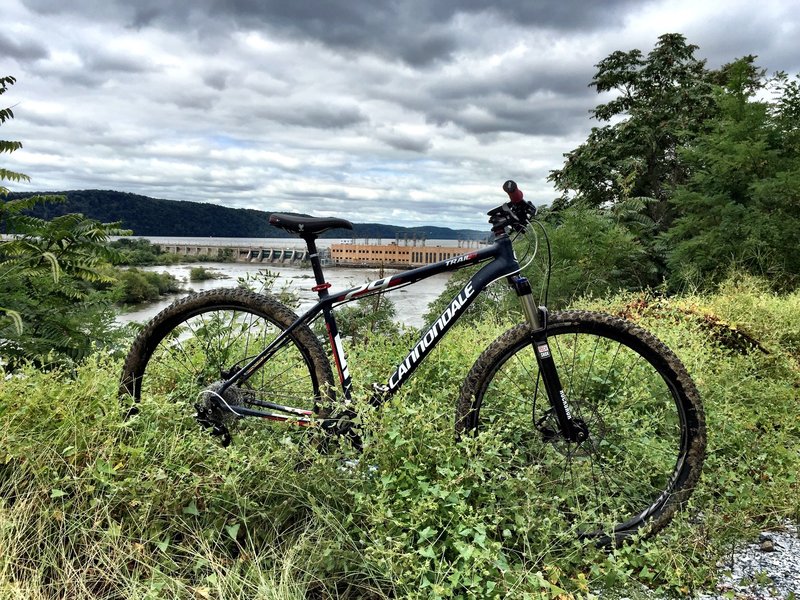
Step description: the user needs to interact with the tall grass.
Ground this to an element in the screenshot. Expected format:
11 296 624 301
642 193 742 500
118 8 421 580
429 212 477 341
1 276 798 598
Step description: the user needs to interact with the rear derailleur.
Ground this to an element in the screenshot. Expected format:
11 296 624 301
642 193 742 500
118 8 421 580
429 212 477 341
193 381 248 447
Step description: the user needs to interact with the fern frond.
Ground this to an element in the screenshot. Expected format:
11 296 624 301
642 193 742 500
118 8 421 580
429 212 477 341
65 263 114 284
1 238 49 260
0 75 16 91
0 140 23 153
0 168 30 183
2 247 65 282
3 195 41 212
2 214 51 235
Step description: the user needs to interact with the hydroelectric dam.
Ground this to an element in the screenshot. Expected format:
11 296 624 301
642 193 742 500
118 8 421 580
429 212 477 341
157 243 310 264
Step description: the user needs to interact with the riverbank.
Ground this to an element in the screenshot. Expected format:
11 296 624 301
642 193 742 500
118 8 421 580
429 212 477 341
117 262 451 329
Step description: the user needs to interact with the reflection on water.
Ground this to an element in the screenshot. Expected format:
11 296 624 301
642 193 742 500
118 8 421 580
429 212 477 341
117 263 453 329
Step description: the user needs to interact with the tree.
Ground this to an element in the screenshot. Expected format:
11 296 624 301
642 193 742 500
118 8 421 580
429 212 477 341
527 206 656 308
664 60 800 290
546 36 795 289
0 76 29 195
1 76 30 331
549 34 716 225
1 75 130 366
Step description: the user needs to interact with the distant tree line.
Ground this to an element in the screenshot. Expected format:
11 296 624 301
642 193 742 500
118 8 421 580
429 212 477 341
109 237 235 265
9 189 485 241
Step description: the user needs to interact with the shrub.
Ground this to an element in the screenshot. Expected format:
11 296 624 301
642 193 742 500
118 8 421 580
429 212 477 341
113 269 181 304
189 266 223 282
1 282 798 598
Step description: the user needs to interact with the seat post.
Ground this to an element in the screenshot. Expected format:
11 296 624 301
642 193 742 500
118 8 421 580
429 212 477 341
303 235 329 297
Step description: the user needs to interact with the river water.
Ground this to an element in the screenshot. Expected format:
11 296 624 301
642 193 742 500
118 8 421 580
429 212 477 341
117 262 452 329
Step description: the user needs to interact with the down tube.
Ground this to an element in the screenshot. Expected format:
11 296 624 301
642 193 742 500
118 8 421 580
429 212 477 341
382 258 517 397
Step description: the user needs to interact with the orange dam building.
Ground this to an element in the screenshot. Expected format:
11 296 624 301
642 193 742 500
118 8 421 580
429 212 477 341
329 241 481 268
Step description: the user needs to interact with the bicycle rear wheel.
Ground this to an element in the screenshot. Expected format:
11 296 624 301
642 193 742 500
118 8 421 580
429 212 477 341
119 288 334 444
456 310 705 545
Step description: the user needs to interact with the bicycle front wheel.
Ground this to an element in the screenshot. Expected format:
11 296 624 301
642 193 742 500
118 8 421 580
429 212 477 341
456 310 705 545
119 288 335 444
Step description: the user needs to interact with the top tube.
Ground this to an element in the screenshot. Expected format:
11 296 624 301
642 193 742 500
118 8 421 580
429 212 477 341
324 235 513 306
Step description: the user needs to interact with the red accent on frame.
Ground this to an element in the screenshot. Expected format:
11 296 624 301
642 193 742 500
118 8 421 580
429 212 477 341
312 282 332 292
326 323 346 384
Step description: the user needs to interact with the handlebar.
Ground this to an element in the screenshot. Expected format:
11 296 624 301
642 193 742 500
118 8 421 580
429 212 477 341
488 180 536 234
503 180 524 204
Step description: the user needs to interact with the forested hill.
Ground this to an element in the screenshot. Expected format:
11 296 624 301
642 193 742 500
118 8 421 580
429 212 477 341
13 189 485 240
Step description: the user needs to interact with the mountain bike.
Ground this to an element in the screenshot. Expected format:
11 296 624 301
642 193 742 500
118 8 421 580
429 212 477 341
119 181 706 545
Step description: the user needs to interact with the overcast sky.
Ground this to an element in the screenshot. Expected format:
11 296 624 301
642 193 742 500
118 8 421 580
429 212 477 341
3 0 799 230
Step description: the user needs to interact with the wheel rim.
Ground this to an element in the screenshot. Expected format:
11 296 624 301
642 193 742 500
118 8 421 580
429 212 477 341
133 305 323 438
473 325 688 540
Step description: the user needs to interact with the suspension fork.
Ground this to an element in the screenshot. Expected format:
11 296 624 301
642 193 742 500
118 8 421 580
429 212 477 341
510 276 586 443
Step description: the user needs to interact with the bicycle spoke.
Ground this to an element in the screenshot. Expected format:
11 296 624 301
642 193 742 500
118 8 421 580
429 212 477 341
130 295 329 443
460 314 699 542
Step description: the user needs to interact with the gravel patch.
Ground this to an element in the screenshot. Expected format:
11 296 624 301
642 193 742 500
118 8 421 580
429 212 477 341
699 522 800 599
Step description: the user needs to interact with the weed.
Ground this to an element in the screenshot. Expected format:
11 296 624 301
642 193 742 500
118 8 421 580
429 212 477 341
1 280 799 598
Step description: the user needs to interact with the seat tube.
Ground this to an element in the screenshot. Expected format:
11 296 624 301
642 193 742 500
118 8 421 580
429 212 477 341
303 236 328 291
302 236 353 403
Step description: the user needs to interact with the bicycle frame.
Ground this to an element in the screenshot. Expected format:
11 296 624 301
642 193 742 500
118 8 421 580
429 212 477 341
217 232 524 423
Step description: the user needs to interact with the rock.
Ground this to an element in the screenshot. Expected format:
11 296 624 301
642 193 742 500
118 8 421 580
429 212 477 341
760 538 776 552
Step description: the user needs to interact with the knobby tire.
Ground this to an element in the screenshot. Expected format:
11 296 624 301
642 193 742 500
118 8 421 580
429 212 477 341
456 310 706 546
119 288 335 443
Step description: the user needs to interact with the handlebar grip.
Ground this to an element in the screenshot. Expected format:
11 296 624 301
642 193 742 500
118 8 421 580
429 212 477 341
503 180 524 203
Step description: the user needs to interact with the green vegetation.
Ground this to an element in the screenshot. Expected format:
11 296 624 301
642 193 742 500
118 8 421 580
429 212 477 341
1 278 798 598
0 76 130 367
236 269 301 309
334 294 402 345
665 64 800 290
112 269 182 304
110 238 236 266
110 238 166 265
549 34 800 294
189 266 225 282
